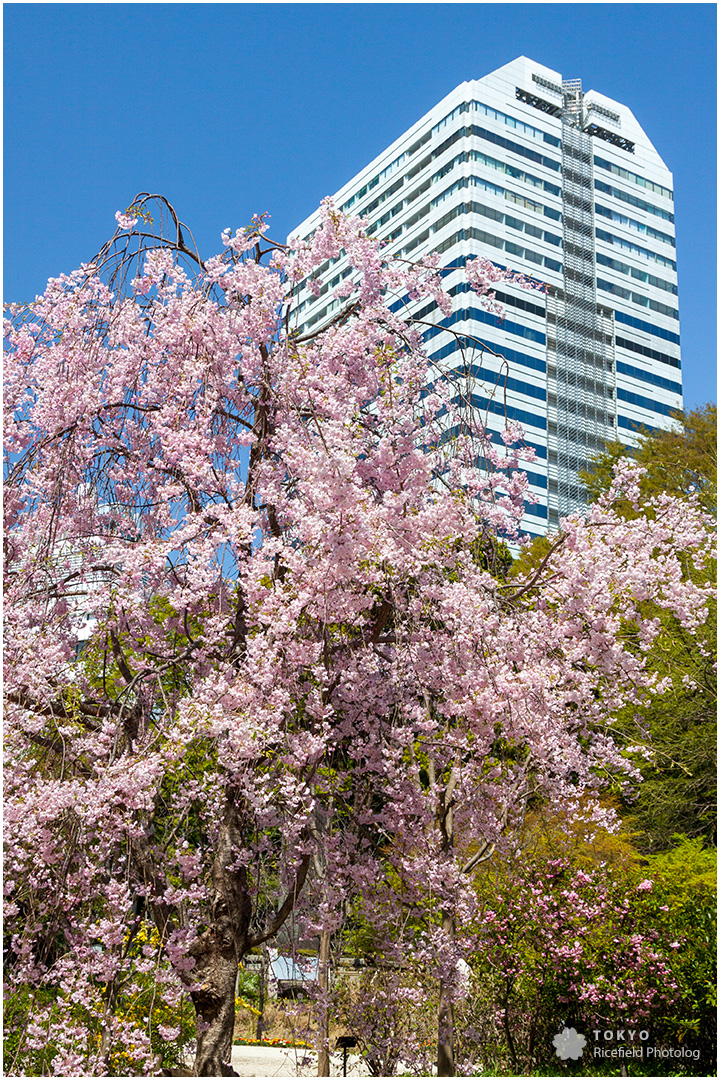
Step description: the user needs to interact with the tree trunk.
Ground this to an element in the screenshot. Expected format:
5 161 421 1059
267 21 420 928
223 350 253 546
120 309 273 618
436 770 456 1078
317 928 332 1076
437 908 457 1077
187 794 312 1076
190 796 252 1077
255 947 268 1042
437 993 455 1078
191 947 242 1076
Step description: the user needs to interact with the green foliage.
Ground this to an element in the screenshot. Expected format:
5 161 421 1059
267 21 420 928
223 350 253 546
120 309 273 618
580 404 717 515
4 927 197 1076
3 985 64 1077
462 833 716 1077
111 923 197 1075
236 967 261 1014
508 533 554 581
467 533 514 579
616 558 715 853
640 838 717 1066
562 407 717 853
617 642 716 852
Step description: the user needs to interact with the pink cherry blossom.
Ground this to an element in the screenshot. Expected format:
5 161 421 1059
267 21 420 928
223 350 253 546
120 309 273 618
115 209 139 230
4 194 714 1077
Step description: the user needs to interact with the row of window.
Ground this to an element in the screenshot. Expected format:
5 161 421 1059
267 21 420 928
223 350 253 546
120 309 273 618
469 391 547 430
296 221 556 331
441 420 547 463
484 426 547 462
442 357 547 401
593 156 673 200
433 98 561 148
615 309 680 345
474 124 560 173
618 415 661 434
415 298 679 406
292 264 355 318
428 194 562 249
388 255 546 319
597 278 679 320
307 151 671 313
401 297 681 405
596 228 676 271
457 148 560 196
595 203 675 248
426 353 675 451
444 253 547 290
615 334 680 370
297 272 679 362
429 344 550 433
522 501 548 519
594 179 673 223
432 150 562 211
342 123 564 250
359 176 405 226
432 175 498 208
368 190 565 264
422 304 546 346
596 252 677 294
616 360 682 395
341 174 673 300
449 280 547 320
339 94 562 217
432 226 563 274
617 387 678 417
340 138 427 212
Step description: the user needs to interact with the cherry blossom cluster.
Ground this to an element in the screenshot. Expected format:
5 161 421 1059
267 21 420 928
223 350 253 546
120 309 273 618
3 199 714 1074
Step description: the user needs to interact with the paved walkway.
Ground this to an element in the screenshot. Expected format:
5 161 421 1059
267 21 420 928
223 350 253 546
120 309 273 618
230 1045 369 1077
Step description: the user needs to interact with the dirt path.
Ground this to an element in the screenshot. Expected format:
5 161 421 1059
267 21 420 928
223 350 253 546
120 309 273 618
230 1044 369 1077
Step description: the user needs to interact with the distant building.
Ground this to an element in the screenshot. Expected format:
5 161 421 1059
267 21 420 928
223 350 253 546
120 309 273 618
288 57 682 537
268 950 319 999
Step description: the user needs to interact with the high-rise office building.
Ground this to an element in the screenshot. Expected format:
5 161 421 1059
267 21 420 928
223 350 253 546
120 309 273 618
288 57 682 537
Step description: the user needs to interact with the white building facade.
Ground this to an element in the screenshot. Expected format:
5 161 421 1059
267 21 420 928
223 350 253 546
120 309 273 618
288 57 682 537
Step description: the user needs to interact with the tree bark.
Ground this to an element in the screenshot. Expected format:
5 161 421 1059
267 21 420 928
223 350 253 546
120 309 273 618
191 945 242 1077
255 947 268 1042
436 908 456 1077
316 928 332 1076
188 794 312 1076
436 770 456 1077
190 795 252 1077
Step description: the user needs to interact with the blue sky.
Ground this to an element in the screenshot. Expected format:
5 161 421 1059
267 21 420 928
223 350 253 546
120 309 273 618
4 3 716 408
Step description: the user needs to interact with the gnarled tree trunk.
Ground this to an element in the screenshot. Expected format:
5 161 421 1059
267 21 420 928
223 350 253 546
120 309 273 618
190 796 252 1077
188 792 312 1076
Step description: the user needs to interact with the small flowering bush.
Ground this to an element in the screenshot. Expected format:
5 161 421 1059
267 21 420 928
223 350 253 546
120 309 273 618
453 834 716 1076
333 968 436 1077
